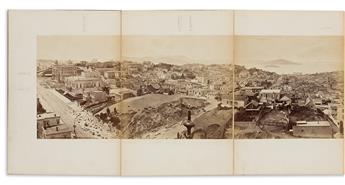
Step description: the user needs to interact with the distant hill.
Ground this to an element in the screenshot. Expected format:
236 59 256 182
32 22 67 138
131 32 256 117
234 64 344 97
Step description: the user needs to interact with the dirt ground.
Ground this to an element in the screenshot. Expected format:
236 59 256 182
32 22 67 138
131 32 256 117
234 122 297 139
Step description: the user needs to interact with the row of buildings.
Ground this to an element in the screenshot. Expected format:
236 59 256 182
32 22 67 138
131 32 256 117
120 62 233 102
37 61 138 138
49 63 136 105
44 61 236 110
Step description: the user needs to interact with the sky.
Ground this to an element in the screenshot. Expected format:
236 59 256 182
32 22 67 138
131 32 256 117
235 36 344 74
37 35 343 74
37 36 121 61
122 36 233 65
38 35 233 65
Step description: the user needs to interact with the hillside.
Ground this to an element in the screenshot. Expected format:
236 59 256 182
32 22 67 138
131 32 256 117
234 65 344 97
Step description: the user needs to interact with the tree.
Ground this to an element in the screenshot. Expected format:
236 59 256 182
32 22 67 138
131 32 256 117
245 81 253 87
110 116 121 130
67 87 72 92
217 103 222 110
102 86 110 94
137 88 143 96
215 93 222 101
99 113 107 121
106 108 111 117
168 89 174 95
116 81 121 88
261 80 272 89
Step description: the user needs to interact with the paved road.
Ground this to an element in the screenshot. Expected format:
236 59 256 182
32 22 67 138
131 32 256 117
37 82 96 138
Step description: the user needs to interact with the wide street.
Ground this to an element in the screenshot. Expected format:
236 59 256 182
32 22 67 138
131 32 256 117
37 78 97 138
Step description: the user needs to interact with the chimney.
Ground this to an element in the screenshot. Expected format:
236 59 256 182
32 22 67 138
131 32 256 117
187 110 191 121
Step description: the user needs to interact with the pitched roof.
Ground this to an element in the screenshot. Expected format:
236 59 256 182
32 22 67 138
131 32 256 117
280 96 291 101
260 89 281 94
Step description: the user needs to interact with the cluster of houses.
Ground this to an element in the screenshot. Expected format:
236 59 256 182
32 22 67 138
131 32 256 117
235 86 344 138
38 60 235 112
48 62 137 106
43 60 233 105
36 61 138 138
123 62 233 102
37 60 237 140
37 60 344 139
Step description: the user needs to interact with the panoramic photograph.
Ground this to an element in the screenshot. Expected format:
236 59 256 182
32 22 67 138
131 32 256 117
234 36 344 139
35 34 344 139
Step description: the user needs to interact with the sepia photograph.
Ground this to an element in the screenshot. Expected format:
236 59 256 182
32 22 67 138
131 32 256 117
35 11 344 140
233 35 344 139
